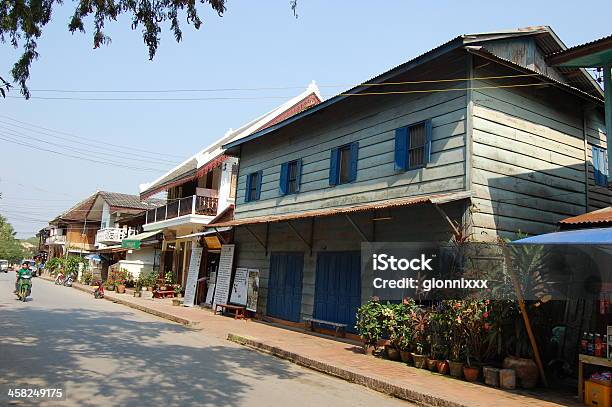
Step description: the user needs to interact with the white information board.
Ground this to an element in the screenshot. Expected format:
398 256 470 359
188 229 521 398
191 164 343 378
246 269 260 312
229 268 248 305
182 246 203 307
212 244 235 307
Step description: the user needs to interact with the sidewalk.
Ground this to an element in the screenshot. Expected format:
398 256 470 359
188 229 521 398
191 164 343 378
39 275 580 407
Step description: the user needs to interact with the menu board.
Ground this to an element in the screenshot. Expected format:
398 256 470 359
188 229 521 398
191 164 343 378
213 244 235 307
183 246 203 307
246 269 260 312
229 268 248 305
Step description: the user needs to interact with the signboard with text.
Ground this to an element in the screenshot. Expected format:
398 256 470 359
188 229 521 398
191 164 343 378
212 244 235 307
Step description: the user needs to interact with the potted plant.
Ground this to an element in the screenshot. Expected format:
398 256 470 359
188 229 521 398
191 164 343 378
444 300 465 378
462 300 490 382
381 303 401 361
356 298 384 355
410 308 430 369
173 285 183 298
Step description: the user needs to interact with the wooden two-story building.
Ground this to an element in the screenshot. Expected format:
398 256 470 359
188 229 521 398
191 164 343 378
209 27 610 330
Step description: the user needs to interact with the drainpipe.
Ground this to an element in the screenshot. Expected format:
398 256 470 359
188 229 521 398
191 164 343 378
604 64 612 188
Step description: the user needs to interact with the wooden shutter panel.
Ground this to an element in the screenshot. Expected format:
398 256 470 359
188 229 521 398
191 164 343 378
593 146 602 185
329 147 339 186
425 119 433 165
599 148 609 186
406 125 412 168
295 159 302 192
279 162 289 195
349 142 359 182
394 127 408 171
245 173 252 203
255 170 263 200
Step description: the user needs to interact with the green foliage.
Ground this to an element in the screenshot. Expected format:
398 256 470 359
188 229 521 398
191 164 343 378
356 298 385 347
0 0 228 98
0 214 24 262
45 257 63 275
82 269 93 285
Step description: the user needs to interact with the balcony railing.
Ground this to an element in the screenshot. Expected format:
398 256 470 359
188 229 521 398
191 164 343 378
96 227 138 245
45 235 66 245
145 195 218 225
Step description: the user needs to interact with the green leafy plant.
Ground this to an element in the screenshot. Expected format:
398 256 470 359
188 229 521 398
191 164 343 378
45 257 64 276
356 298 385 349
411 308 430 355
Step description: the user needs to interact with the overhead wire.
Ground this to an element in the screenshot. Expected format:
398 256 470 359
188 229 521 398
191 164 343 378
0 115 186 160
0 126 178 167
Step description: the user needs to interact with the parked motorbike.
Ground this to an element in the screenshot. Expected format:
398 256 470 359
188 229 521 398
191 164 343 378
16 275 32 302
54 272 65 285
64 272 75 287
93 280 104 299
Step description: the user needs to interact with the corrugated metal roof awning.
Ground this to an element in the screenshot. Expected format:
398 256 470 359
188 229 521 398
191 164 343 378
206 191 471 228
560 207 612 226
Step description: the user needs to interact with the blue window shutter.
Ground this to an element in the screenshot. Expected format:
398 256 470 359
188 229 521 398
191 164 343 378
295 159 302 192
349 142 359 182
245 174 252 203
279 162 289 195
329 148 339 186
425 120 433 165
406 126 412 168
394 127 408 171
593 146 602 185
604 149 609 185
255 170 263 200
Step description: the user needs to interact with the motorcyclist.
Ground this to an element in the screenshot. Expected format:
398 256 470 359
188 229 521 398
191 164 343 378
14 261 32 293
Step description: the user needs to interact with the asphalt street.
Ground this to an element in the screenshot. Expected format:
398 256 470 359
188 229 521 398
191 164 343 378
0 271 412 407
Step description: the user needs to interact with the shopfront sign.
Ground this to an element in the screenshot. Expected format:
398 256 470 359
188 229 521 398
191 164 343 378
183 246 203 307
229 268 248 306
213 244 235 307
246 269 260 312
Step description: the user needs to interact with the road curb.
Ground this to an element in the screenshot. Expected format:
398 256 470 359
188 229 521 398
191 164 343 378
38 275 198 327
226 333 462 407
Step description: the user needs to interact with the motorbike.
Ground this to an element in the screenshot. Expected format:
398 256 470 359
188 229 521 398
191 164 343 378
64 272 75 287
93 280 105 299
16 275 32 302
54 272 65 285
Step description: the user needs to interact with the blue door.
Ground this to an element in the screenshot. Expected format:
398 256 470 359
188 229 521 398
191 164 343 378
314 251 361 332
266 252 304 322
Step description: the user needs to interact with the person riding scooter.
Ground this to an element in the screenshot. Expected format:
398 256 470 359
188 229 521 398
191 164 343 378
14 261 33 294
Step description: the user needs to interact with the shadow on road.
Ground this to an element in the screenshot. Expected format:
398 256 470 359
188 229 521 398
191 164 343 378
0 305 301 406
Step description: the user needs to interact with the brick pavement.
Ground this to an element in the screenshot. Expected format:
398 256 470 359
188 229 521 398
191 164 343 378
40 276 581 407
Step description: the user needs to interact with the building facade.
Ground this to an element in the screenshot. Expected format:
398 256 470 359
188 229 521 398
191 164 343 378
209 27 610 330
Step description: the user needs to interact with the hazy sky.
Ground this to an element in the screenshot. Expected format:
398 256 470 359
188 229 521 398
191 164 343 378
1 1 610 238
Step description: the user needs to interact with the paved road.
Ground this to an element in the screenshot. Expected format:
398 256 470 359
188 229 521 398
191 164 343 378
0 271 412 407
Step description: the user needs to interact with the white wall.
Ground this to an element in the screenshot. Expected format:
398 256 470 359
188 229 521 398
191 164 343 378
218 157 239 212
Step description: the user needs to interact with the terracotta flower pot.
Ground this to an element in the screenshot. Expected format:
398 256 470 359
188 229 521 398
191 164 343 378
427 358 438 371
146 286 153 292
448 361 464 378
437 360 449 375
385 345 401 361
412 354 428 369
503 356 538 389
362 345 376 356
116 284 126 294
400 350 412 364
463 366 479 382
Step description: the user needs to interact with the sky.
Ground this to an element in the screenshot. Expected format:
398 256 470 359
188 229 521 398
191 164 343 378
1 0 611 238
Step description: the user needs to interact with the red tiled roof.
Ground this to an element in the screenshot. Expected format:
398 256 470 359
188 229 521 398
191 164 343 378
560 207 612 226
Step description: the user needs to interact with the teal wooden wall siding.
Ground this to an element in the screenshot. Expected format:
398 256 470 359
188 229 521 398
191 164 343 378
234 55 469 220
469 62 609 241
233 201 465 321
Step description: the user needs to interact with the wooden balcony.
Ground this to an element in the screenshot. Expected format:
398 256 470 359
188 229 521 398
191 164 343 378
145 195 218 225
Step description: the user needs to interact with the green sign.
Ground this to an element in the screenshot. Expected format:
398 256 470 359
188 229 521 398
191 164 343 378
122 240 141 249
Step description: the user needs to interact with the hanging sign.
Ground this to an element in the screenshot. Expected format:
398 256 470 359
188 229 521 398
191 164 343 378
246 269 260 312
183 246 203 307
229 268 248 305
213 244 235 307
